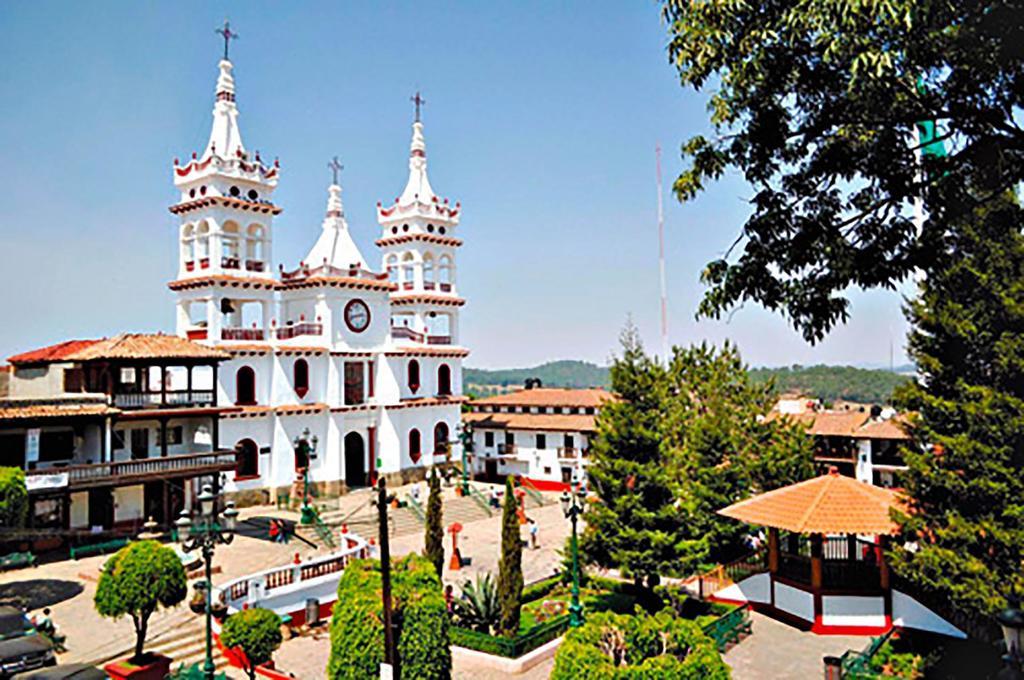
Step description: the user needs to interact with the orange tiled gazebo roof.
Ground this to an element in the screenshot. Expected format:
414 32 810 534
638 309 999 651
718 468 902 535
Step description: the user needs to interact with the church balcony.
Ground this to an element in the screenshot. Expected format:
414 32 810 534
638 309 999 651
426 335 451 345
25 450 239 492
402 282 414 290
246 259 266 272
276 322 323 340
185 260 195 272
186 329 208 341
199 257 211 269
440 283 452 292
113 389 215 410
424 282 435 290
221 327 265 341
222 256 241 270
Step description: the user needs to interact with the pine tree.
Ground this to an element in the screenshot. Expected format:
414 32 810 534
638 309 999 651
582 327 812 586
423 467 445 578
890 195 1024 622
497 476 523 636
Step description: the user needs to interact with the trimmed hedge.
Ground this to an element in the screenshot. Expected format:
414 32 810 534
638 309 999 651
551 610 730 680
450 615 570 658
328 554 450 680
522 575 562 603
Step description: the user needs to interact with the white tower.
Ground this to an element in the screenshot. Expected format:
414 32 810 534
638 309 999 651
169 55 281 344
376 101 464 347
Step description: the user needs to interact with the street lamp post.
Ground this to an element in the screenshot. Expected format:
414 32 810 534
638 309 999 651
175 483 239 680
997 597 1024 679
560 487 586 628
293 429 319 525
456 423 472 496
372 478 398 679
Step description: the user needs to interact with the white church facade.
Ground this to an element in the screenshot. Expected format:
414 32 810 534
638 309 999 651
167 56 467 499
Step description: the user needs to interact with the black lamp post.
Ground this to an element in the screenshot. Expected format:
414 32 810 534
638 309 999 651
372 478 398 677
560 486 586 628
175 483 239 680
453 422 472 495
293 428 319 524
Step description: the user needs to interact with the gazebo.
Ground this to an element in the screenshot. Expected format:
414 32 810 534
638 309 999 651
714 468 902 634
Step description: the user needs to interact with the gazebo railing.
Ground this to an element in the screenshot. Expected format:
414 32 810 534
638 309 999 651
822 559 881 591
777 552 812 583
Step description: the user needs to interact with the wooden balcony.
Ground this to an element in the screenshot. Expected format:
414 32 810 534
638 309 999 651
222 256 241 270
113 389 215 409
26 450 238 491
246 259 266 272
392 326 425 343
222 327 265 341
427 335 452 345
498 443 518 457
558 446 579 460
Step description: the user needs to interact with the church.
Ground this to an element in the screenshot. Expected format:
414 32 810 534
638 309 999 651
0 42 469 531
171 53 468 499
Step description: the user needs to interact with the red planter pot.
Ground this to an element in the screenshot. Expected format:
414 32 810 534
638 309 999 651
104 653 172 680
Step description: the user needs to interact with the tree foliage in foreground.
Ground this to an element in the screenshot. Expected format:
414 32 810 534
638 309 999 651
890 195 1024 623
497 476 523 636
219 608 283 680
328 554 450 680
94 540 187 662
0 467 28 529
663 0 1024 342
583 327 812 588
551 609 729 679
424 467 444 578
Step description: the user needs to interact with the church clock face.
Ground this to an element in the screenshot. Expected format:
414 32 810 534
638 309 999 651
344 299 371 333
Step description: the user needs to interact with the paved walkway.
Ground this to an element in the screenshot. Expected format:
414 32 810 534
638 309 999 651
724 611 871 680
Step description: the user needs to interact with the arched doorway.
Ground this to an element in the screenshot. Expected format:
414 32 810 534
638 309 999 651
344 432 367 488
437 364 452 396
433 422 450 457
235 438 259 479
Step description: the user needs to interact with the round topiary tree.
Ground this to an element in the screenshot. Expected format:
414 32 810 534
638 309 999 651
220 608 283 680
328 553 450 680
551 609 730 680
94 540 188 663
0 467 28 529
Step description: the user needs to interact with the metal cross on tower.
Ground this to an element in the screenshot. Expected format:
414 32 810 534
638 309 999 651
216 20 238 61
328 156 344 185
411 91 426 122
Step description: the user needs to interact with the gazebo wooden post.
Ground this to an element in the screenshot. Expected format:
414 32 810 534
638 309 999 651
810 533 824 626
878 535 892 622
768 527 780 573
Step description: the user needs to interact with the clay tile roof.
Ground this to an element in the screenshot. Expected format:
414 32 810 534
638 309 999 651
0 402 119 421
463 411 598 433
8 339 101 364
856 415 911 440
718 469 902 535
65 334 230 361
470 388 614 409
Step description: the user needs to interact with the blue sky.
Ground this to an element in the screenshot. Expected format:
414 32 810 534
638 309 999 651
0 1 910 369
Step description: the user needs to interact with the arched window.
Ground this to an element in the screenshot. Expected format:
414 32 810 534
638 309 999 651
197 222 211 260
423 254 435 288
386 255 399 284
222 221 241 266
433 422 449 455
235 439 259 479
235 366 256 405
181 224 195 263
246 224 264 266
439 255 453 289
408 360 421 393
409 428 422 464
437 363 452 396
401 252 416 288
294 359 309 398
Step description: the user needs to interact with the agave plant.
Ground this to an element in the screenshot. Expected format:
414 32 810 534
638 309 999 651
451 572 501 633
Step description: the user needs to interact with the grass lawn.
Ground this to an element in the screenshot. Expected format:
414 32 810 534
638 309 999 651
518 582 639 631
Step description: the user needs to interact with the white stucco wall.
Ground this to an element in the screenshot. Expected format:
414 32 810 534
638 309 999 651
892 590 966 638
773 581 815 622
821 595 886 628
114 485 144 523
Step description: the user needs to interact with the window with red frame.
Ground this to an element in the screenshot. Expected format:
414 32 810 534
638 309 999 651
294 359 309 398
235 438 259 479
409 428 422 463
437 363 452 396
433 422 449 455
235 366 256 405
408 360 421 393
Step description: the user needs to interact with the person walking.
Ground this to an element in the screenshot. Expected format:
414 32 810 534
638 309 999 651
268 518 280 543
528 518 539 550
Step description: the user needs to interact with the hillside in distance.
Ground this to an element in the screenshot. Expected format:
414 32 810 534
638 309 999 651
465 360 912 404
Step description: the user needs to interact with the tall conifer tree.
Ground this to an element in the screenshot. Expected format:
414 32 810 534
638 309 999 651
891 195 1024 621
423 467 444 578
497 476 523 636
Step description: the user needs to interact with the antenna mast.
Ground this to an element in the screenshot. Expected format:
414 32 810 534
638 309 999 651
656 143 669 364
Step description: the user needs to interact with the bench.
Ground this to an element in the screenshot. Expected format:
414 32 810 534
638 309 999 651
70 537 129 560
0 551 36 570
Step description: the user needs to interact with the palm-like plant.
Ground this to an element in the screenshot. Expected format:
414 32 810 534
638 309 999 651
451 573 501 633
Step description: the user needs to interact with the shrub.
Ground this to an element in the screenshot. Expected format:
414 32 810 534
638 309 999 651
451 573 500 634
551 609 730 680
0 467 28 528
522 575 562 602
94 540 187 663
423 468 444 578
328 554 450 680
220 608 283 680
